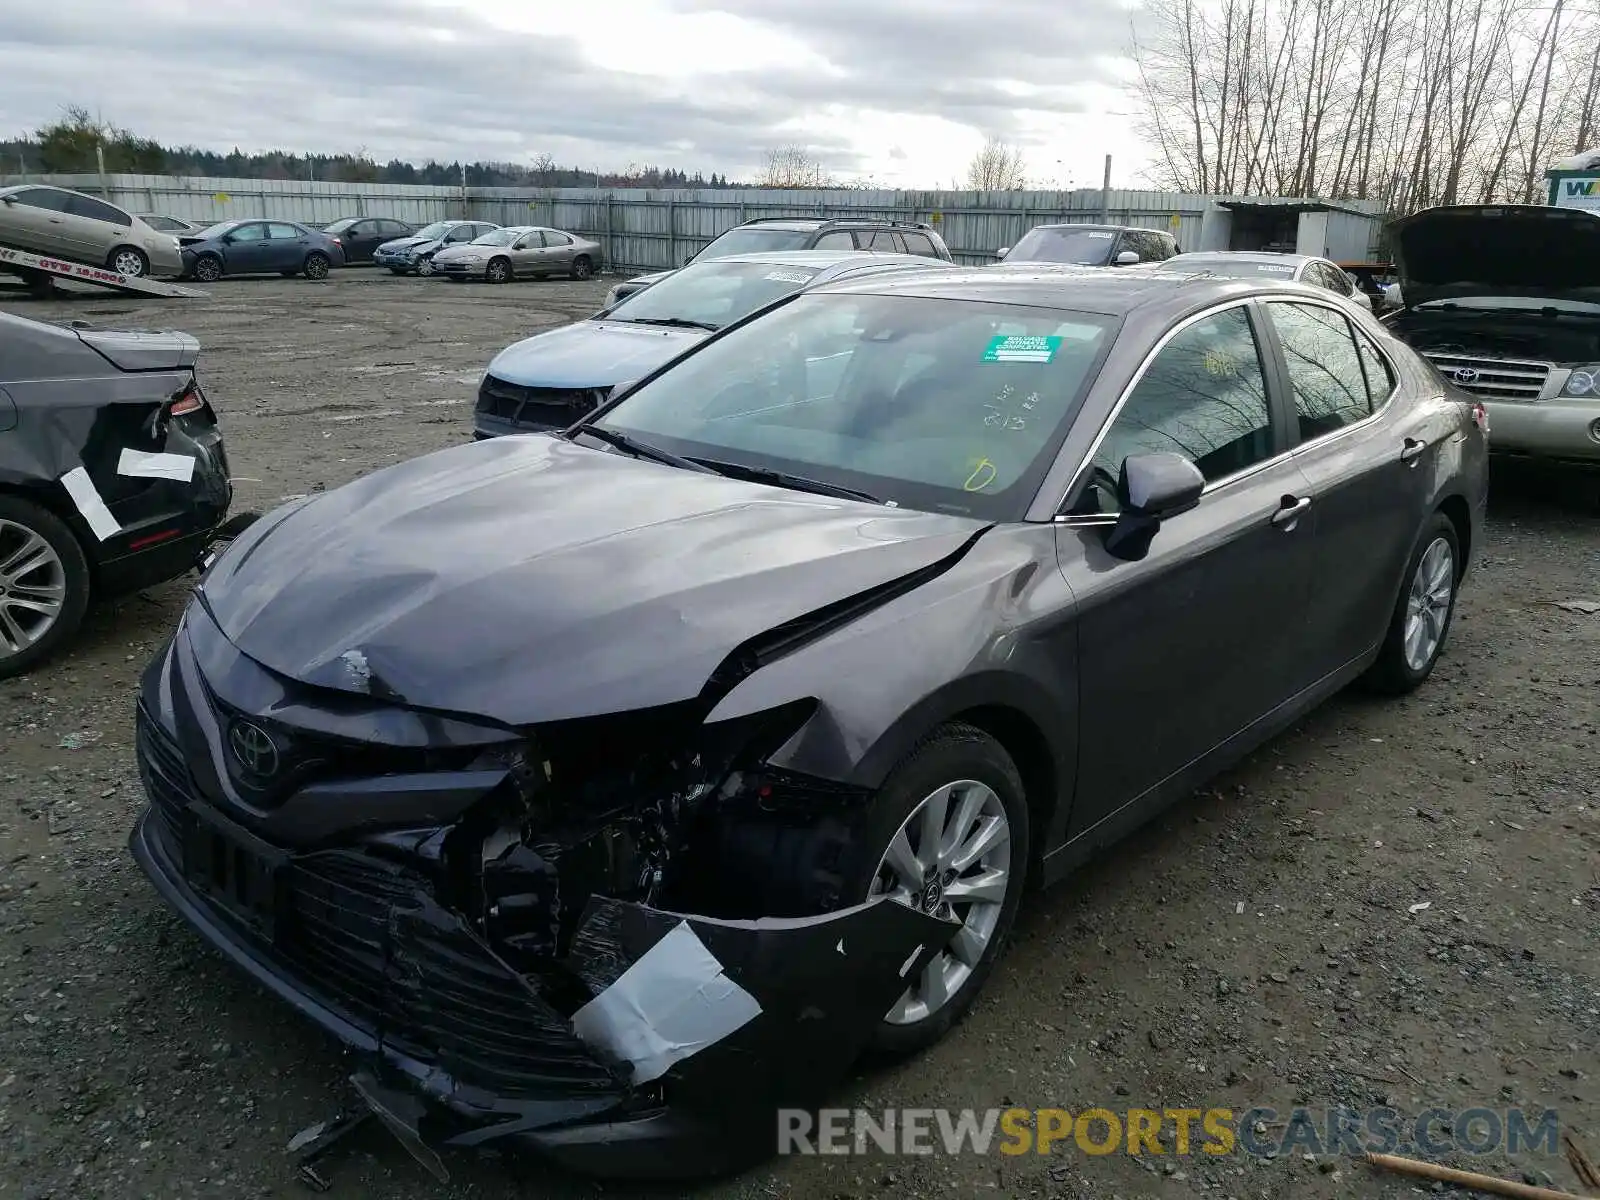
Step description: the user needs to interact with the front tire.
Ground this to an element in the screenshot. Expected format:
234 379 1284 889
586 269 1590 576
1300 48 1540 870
486 257 511 284
108 246 149 278
840 723 1029 1055
1363 512 1460 694
388 267 408 276
0 497 91 680
303 252 331 280
417 257 436 277
191 254 223 283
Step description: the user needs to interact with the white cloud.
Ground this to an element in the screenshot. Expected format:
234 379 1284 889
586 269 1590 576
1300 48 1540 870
0 0 1152 187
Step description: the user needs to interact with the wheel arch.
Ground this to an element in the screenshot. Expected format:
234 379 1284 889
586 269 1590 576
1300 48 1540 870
1435 492 1471 576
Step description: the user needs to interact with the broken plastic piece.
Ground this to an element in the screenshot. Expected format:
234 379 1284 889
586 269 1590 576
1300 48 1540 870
571 919 763 1084
350 1071 450 1184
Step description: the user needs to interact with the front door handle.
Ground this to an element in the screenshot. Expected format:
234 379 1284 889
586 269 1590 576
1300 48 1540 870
1400 436 1429 464
1271 495 1312 529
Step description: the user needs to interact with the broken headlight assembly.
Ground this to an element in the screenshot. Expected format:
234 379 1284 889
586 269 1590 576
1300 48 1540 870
433 698 858 972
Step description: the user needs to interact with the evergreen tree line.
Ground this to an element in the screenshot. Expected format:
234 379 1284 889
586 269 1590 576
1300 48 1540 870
1 107 747 189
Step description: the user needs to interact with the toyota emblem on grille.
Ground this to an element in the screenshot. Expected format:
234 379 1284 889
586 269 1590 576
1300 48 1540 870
228 720 279 777
1452 367 1479 384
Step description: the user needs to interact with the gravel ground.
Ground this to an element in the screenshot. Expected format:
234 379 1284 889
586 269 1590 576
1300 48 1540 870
1 273 1597 1200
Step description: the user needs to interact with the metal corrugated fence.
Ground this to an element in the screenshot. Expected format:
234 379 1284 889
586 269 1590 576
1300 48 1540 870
1 174 1382 272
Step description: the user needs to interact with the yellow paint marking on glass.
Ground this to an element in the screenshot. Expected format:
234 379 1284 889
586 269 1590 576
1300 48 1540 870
964 458 997 491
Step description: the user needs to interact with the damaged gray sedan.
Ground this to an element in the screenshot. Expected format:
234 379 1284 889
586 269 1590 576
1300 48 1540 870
130 267 1487 1179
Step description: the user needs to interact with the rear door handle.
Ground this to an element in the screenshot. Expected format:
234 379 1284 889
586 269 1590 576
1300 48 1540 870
1400 437 1429 464
1271 496 1312 529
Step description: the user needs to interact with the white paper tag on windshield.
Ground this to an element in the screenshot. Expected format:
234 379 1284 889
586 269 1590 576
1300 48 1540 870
764 270 812 284
1085 231 1115 238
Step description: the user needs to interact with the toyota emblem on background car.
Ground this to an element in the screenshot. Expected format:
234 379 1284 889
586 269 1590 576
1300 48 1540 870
1453 367 1479 384
228 720 279 777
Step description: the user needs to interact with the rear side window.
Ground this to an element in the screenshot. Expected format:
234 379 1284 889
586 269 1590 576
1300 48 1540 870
812 231 854 250
268 223 302 239
901 232 938 256
543 231 572 246
1267 302 1372 440
858 230 899 251
1354 329 1396 407
66 194 129 225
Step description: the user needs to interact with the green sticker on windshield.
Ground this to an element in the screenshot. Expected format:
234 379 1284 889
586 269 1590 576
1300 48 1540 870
983 335 1061 364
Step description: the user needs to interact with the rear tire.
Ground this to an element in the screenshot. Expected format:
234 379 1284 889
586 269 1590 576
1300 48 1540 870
388 267 408 276
570 255 594 281
1362 512 1460 695
303 252 331 280
486 257 511 284
837 723 1030 1056
279 270 297 278
0 496 91 680
108 246 149 278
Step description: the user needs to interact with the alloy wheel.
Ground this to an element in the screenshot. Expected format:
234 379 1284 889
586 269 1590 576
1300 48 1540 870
0 520 67 659
194 256 222 282
112 249 147 277
305 254 330 280
869 779 1012 1025
1403 536 1454 671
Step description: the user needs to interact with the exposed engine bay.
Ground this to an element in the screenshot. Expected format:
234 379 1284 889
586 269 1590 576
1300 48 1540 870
1388 304 1600 363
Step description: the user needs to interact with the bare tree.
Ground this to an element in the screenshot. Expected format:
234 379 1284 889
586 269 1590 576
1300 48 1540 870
758 145 831 188
1131 0 1600 213
964 136 1029 189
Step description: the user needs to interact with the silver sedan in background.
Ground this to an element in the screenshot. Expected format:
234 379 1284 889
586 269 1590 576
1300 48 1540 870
433 226 603 283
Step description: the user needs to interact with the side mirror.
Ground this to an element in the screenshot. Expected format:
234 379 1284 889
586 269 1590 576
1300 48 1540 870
996 246 1010 260
1102 453 1205 562
682 251 695 266
608 378 640 402
1115 250 1141 265
0 195 14 205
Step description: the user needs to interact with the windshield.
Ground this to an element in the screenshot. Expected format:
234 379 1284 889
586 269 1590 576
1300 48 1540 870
471 229 521 246
605 260 823 330
1008 227 1119 265
596 293 1117 519
194 221 240 239
694 227 814 260
414 222 453 240
1164 256 1298 278
323 218 358 233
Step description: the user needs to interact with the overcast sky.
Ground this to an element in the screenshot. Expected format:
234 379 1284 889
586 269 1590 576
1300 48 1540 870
2 0 1150 188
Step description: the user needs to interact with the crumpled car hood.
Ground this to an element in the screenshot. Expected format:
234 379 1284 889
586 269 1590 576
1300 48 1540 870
486 320 703 389
200 435 985 725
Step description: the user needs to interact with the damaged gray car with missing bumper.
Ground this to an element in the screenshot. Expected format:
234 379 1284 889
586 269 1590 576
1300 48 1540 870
129 267 1485 1180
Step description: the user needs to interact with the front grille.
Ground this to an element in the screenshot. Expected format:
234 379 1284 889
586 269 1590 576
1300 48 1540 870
136 706 195 848
135 710 619 1098
477 375 603 431
1422 353 1551 401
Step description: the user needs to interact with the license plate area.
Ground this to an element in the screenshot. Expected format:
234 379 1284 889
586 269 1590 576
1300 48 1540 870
183 803 286 938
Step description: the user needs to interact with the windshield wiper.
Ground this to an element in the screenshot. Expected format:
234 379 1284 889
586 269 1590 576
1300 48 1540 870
624 316 721 331
568 424 716 473
692 458 882 504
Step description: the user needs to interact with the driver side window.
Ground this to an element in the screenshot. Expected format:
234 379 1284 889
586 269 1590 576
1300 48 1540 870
1080 306 1275 513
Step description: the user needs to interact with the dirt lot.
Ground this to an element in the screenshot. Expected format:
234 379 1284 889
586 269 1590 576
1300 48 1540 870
1 272 1596 1200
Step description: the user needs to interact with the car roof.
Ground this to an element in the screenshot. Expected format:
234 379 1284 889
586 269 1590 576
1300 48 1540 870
1025 222 1166 235
1167 250 1319 266
688 249 933 269
809 264 1337 317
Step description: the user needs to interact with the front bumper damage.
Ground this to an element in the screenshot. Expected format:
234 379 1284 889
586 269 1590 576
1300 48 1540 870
129 616 957 1179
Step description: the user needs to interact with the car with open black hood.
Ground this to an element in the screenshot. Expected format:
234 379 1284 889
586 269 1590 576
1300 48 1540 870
128 266 1486 1179
1383 203 1600 463
0 310 238 678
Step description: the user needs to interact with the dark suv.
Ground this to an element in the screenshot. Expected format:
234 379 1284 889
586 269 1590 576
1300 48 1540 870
602 216 953 305
995 223 1180 267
